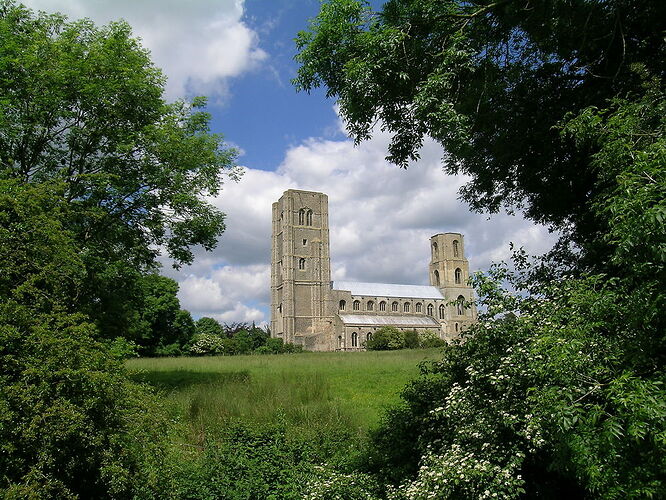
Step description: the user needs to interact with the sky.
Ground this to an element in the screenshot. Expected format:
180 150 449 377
23 0 558 325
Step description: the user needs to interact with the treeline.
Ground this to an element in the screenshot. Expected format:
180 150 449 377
365 327 446 351
188 318 303 356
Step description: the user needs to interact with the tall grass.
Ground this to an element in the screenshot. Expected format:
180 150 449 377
127 350 439 444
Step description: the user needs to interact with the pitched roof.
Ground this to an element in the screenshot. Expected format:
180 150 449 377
333 281 444 299
338 314 440 327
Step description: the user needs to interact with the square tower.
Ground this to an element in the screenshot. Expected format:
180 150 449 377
271 190 334 350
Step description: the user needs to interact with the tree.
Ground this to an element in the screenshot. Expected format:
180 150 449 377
0 180 168 497
196 317 225 337
0 1 239 338
294 0 665 265
362 90 666 497
132 274 195 356
295 1 665 497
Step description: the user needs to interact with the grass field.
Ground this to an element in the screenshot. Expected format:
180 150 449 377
127 349 441 444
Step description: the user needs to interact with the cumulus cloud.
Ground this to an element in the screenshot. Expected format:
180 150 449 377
169 117 558 324
21 0 267 99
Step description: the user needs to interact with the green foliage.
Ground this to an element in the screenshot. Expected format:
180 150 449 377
296 5 665 496
403 329 419 349
295 0 665 262
167 424 312 499
366 326 406 350
0 0 239 343
131 274 195 356
0 180 84 313
195 316 225 337
0 307 171 498
188 333 226 356
303 465 380 499
366 327 444 351
365 260 665 497
417 331 446 349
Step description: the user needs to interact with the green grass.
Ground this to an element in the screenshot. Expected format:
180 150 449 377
127 349 439 444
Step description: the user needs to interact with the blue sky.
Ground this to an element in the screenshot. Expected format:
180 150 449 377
23 0 557 325
212 0 344 171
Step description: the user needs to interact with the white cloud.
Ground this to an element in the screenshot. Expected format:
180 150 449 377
168 117 559 323
21 0 267 99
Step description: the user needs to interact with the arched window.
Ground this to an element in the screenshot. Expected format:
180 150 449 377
391 301 399 312
457 295 465 316
353 300 360 311
432 241 438 258
367 300 374 311
455 323 459 333
337 336 343 349
298 208 313 226
453 240 459 257
455 268 462 284
434 269 440 286
339 300 346 311
439 304 446 319
278 303 282 313
379 301 387 311
415 302 422 313
298 258 306 270
427 303 434 316
367 332 373 341
351 332 358 347
404 302 410 312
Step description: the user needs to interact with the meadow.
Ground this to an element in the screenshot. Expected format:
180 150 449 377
127 349 441 444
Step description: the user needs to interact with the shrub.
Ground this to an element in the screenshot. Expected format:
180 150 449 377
418 331 446 348
188 333 225 356
365 327 405 351
403 329 420 349
0 305 169 498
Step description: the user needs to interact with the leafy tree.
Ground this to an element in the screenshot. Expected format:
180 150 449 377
0 1 239 338
295 2 665 497
0 181 168 497
361 90 666 498
233 329 256 355
294 0 665 264
196 316 225 337
132 274 195 356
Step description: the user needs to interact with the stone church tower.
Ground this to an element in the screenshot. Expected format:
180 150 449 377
270 190 333 350
428 233 477 336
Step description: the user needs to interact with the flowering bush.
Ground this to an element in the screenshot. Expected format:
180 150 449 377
188 333 225 356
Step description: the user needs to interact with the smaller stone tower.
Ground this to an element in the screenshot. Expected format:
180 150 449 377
429 233 477 337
